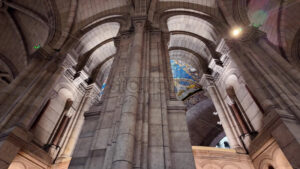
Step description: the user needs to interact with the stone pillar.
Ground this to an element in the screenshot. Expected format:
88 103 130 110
0 47 68 169
200 74 244 152
110 20 145 169
216 27 300 168
69 23 196 169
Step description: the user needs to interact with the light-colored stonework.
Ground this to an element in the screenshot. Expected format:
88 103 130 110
193 146 255 169
0 0 299 169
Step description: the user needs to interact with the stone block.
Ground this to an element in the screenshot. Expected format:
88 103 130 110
111 160 132 169
148 146 165 169
100 112 113 129
106 97 117 111
149 124 163 146
87 149 106 169
69 157 87 169
80 117 98 138
169 131 192 153
272 122 295 147
93 128 110 150
168 112 188 132
73 137 92 157
149 108 162 125
0 140 20 164
171 152 196 169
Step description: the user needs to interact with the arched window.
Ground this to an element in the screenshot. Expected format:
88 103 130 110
50 99 73 147
227 87 252 135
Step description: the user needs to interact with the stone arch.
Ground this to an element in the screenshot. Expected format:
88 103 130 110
157 1 220 19
64 16 127 52
54 82 77 101
91 55 114 86
159 10 228 35
170 31 219 59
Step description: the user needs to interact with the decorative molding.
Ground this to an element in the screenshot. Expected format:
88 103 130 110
62 54 76 70
220 54 230 67
216 39 233 55
167 100 186 110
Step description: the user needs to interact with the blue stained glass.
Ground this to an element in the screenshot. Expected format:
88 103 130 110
170 60 194 80
178 81 190 86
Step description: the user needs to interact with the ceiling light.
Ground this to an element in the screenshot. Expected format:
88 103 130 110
231 27 243 37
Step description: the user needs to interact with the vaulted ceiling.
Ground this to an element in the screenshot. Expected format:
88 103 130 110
0 0 299 148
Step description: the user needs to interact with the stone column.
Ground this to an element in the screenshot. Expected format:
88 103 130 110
200 74 244 152
110 20 145 169
69 24 196 169
216 27 300 168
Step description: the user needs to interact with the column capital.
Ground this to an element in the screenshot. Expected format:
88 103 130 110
62 54 76 70
216 39 234 55
132 18 146 32
85 83 101 105
200 74 215 89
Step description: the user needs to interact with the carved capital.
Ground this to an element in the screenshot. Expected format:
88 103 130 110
62 54 76 70
220 54 230 67
85 84 101 105
133 19 146 32
209 59 223 73
216 39 235 55
200 74 215 90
